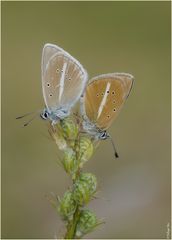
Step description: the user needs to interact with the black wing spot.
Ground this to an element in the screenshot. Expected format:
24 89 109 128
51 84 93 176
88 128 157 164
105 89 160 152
56 68 60 73
69 77 71 81
113 108 116 112
107 115 110 118
107 90 109 94
49 94 53 97
112 91 115 95
96 94 99 97
102 92 104 96
47 83 50 87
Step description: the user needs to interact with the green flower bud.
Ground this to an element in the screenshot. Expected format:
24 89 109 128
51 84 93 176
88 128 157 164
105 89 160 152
58 190 76 221
62 148 77 176
73 173 97 205
76 209 98 238
78 137 93 167
60 117 78 141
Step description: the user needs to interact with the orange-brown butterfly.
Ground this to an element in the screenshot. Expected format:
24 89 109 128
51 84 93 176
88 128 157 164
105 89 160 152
80 73 134 157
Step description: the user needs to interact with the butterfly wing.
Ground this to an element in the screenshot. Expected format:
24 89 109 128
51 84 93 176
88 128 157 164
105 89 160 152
42 44 88 111
42 43 66 78
81 73 134 130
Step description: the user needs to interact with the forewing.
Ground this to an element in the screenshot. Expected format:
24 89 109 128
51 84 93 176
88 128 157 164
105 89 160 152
42 51 88 111
82 73 134 130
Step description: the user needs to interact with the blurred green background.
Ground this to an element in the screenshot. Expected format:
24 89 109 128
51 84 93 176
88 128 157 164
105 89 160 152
2 1 171 239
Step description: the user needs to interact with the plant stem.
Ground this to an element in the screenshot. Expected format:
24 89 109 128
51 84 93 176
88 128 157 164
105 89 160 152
64 206 80 239
64 133 81 239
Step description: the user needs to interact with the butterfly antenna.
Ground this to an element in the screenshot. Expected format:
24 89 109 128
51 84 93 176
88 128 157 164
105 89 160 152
23 114 39 127
16 109 42 119
16 111 36 119
109 135 119 158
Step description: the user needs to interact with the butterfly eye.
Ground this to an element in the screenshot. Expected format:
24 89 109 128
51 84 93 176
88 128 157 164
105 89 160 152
40 110 49 120
99 131 107 140
44 112 48 118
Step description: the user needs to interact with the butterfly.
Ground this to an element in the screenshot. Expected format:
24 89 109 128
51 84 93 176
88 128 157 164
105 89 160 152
40 43 88 125
80 73 134 157
17 43 88 126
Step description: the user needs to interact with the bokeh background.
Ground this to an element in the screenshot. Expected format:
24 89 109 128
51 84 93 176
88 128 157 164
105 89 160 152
2 1 171 239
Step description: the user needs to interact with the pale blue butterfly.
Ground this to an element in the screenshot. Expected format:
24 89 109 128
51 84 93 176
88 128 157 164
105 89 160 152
17 43 88 126
40 43 88 125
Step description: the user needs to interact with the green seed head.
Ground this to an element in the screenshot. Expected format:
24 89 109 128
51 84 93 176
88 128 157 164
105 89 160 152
62 148 77 176
73 173 97 205
58 190 76 221
80 173 97 194
78 137 94 167
76 209 98 238
60 117 78 142
49 124 67 150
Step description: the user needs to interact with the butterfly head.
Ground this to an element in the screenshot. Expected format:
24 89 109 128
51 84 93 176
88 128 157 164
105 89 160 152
98 130 110 140
40 107 70 126
40 108 50 120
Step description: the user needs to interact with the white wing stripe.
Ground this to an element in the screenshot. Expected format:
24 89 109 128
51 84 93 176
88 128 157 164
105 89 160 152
97 82 111 119
59 62 67 101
